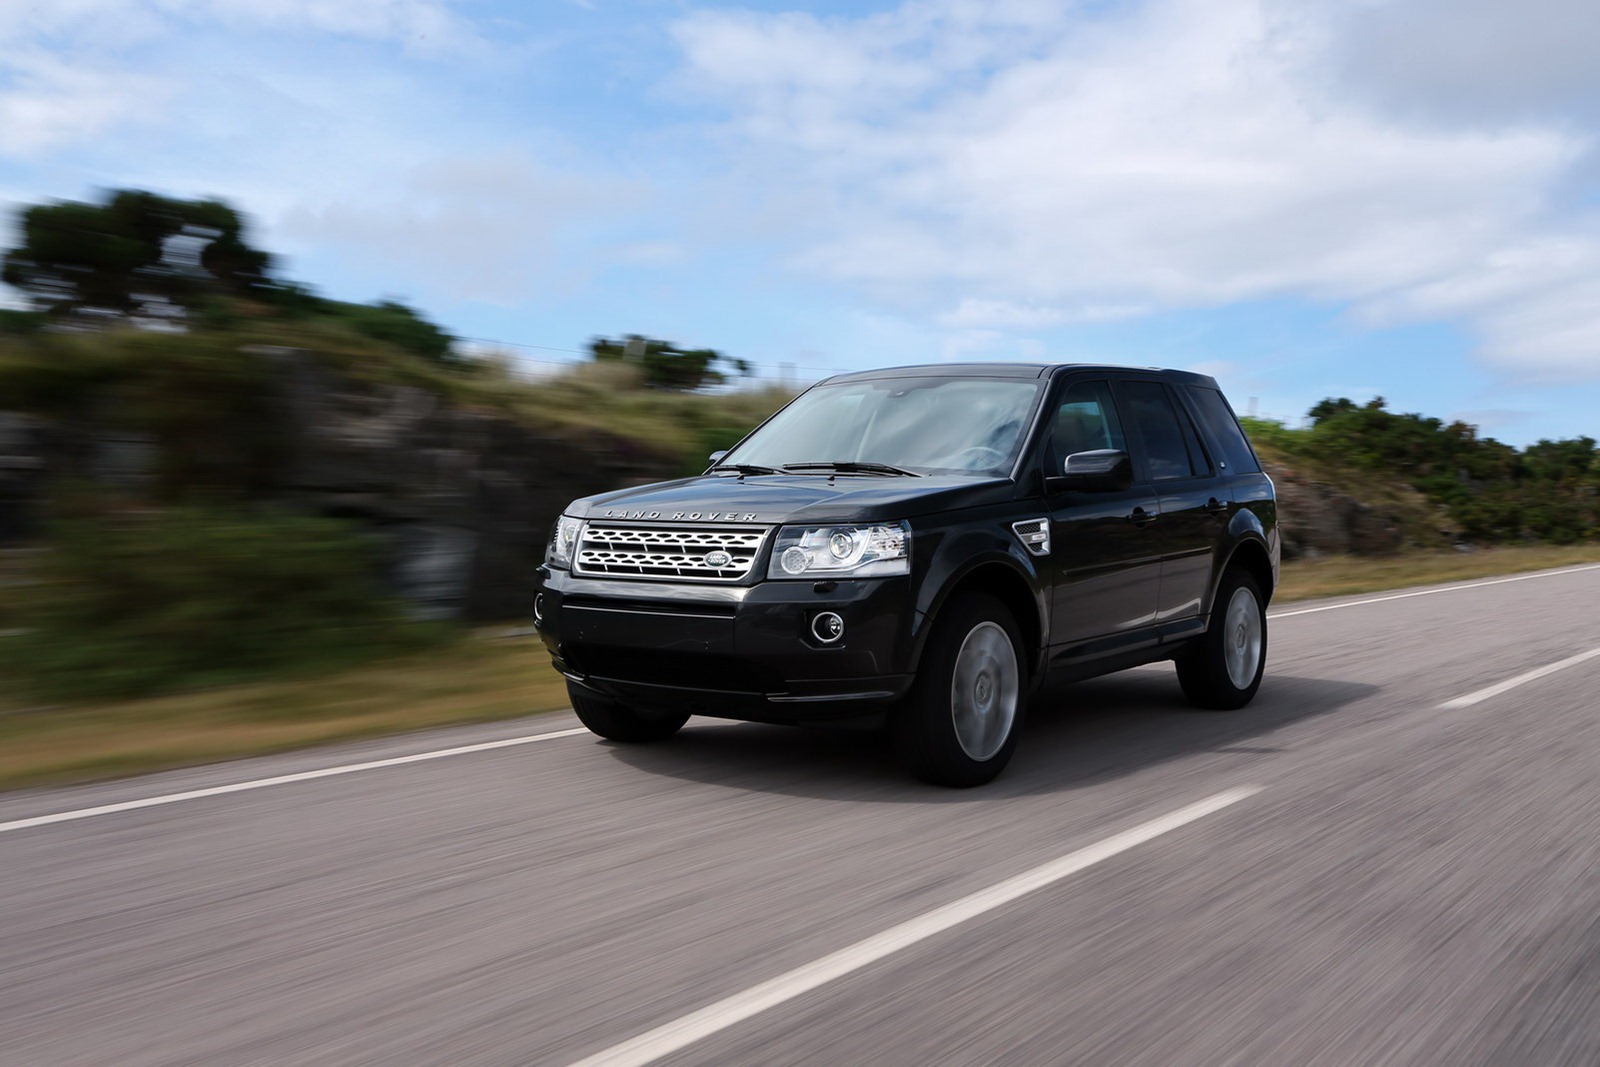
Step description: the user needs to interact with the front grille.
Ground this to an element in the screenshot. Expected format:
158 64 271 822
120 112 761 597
573 523 770 582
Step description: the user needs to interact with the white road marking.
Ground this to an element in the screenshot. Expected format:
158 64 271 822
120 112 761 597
0 727 592 835
1439 645 1600 709
1268 562 1600 620
566 785 1262 1067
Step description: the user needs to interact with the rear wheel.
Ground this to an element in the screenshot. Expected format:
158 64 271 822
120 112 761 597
568 684 689 742
895 593 1026 787
1176 570 1267 710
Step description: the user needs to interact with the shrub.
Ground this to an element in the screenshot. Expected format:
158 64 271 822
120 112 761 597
0 505 439 703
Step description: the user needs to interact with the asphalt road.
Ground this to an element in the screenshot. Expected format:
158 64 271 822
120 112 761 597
4 564 1600 1066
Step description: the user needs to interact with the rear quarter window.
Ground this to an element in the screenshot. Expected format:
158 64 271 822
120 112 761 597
1186 386 1262 474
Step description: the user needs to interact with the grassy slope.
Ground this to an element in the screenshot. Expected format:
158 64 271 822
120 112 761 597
0 633 568 791
1275 544 1600 601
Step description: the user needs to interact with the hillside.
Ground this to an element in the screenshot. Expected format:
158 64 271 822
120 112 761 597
0 326 793 615
1241 424 1451 559
1241 402 1599 556
0 327 796 703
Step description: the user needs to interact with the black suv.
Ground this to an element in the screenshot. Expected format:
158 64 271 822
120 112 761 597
535 363 1277 786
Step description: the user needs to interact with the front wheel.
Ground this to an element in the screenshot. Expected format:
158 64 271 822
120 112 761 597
569 684 689 742
1176 570 1267 710
895 593 1026 787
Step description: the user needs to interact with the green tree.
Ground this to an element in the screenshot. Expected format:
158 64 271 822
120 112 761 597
2 189 273 320
313 298 458 364
1297 395 1598 544
3 189 462 365
590 334 751 391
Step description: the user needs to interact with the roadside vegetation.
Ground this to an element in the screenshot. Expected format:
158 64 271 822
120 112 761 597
1275 543 1600 602
1243 399 1600 545
0 633 566 791
0 505 439 704
1 187 1598 791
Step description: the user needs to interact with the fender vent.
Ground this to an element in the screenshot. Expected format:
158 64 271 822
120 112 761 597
1011 518 1051 556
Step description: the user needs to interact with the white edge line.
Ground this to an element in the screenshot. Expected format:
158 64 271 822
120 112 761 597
0 727 592 834
1268 562 1600 619
566 785 1262 1067
1440 645 1600 709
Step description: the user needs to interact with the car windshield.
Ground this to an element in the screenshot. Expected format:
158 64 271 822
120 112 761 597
723 376 1044 476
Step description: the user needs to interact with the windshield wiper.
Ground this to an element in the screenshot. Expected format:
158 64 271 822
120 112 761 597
708 463 783 476
782 461 921 477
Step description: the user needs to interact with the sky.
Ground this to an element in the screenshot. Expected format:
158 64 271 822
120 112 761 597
4 0 1600 444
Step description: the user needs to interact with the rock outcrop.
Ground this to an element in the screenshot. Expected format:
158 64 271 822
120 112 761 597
0 347 681 620
1263 461 1405 559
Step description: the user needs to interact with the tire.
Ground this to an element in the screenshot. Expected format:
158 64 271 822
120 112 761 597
895 593 1027 787
568 684 689 742
1176 570 1267 710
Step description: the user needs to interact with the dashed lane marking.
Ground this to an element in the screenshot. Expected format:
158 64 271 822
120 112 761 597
1440 645 1600 710
565 786 1263 1067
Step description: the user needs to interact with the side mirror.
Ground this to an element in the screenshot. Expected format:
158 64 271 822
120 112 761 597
708 450 728 464
1049 449 1132 492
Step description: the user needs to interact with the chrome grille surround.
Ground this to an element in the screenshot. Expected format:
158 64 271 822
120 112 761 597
573 523 771 582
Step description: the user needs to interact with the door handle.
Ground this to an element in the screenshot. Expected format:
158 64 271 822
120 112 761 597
1204 498 1229 516
1129 506 1159 527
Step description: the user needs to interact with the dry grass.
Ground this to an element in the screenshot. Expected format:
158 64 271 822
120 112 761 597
1277 544 1600 602
0 634 569 791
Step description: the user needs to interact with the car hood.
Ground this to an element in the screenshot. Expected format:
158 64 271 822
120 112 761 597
567 472 1017 525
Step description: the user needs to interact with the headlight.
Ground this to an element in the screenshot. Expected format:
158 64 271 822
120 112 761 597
546 516 582 566
768 521 910 579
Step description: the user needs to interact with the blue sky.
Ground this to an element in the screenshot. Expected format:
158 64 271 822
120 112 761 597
4 0 1600 444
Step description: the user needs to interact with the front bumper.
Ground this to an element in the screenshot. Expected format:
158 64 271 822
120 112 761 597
534 567 917 723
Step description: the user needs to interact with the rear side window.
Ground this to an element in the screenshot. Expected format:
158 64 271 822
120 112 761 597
1120 381 1206 480
1186 386 1262 474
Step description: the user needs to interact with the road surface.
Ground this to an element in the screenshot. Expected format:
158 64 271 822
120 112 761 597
4 564 1600 1065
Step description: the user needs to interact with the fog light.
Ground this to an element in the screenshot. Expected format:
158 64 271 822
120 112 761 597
533 593 546 625
811 611 845 644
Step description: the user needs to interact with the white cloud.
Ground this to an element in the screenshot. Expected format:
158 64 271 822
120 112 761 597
0 0 481 56
0 0 481 160
187 0 483 56
937 328 1049 363
280 153 650 304
673 0 1600 379
0 0 563 310
1310 0 1600 124
938 298 1067 329
0 53 173 157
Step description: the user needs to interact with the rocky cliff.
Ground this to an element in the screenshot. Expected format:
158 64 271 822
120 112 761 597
1263 460 1415 559
0 347 681 620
